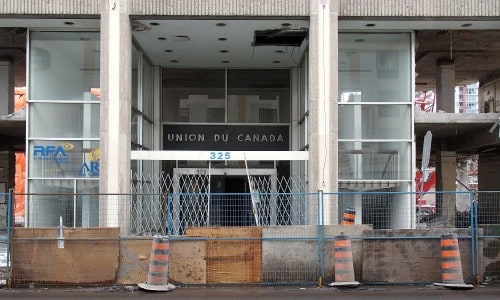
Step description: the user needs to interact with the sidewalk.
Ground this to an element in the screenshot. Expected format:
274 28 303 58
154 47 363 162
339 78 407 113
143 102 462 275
1 284 500 299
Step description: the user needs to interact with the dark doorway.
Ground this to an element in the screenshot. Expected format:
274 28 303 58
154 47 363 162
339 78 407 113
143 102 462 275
210 175 254 226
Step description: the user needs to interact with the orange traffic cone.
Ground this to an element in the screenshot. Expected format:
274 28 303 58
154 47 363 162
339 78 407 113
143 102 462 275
328 234 360 287
341 208 355 225
434 233 473 289
138 235 176 291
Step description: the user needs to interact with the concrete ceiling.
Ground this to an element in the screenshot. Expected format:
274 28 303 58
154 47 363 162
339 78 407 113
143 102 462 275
132 19 309 68
415 29 500 91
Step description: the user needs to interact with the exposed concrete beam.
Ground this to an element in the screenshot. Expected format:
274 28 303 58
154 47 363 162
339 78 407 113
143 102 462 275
445 125 500 152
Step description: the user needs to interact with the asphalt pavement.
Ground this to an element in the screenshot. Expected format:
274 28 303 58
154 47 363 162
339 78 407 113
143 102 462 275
0 283 500 300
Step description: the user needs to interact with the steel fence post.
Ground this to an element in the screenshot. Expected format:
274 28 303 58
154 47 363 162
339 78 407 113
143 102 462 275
7 189 13 287
167 193 172 238
471 190 479 284
317 190 325 285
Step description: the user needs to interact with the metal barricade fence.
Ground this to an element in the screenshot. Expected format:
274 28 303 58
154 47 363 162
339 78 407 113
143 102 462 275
321 191 476 284
476 191 500 284
7 190 500 286
0 192 12 285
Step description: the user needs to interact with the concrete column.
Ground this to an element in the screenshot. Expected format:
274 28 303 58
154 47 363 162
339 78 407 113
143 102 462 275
436 60 455 113
0 59 14 116
436 150 456 227
99 0 132 234
308 0 339 225
478 152 500 224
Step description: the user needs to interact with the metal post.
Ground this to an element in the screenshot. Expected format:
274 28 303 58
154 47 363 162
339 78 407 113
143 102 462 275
317 190 325 284
7 189 13 286
471 190 479 284
167 193 172 237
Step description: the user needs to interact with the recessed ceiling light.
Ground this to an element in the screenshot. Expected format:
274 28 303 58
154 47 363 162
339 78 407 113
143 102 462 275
158 37 167 40
354 39 364 42
273 60 281 64
461 23 472 27
150 22 160 26
365 23 376 27
170 60 178 63
164 49 173 52
281 23 291 27
216 23 226 27
220 50 228 53
221 60 230 64
172 35 190 42
64 21 74 25
218 37 227 41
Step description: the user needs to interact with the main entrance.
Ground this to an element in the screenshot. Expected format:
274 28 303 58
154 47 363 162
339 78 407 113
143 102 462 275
171 167 277 233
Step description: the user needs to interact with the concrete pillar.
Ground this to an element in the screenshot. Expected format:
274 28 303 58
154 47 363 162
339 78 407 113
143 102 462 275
436 150 456 227
392 184 414 229
436 60 455 113
0 59 14 116
308 0 339 225
478 152 500 224
0 151 15 229
99 0 132 234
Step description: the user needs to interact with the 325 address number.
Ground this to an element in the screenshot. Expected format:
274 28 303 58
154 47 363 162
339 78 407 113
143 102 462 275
209 151 231 160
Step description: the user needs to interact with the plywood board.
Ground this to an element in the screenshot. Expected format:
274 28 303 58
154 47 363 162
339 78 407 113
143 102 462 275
186 227 262 283
11 228 119 285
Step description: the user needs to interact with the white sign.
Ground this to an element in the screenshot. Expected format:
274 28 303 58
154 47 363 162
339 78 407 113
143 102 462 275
131 150 309 161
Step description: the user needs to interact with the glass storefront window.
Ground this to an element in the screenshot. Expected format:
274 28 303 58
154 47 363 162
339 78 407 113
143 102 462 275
339 104 411 139
339 33 412 183
142 120 153 149
339 141 411 180
28 31 101 227
227 69 290 123
132 45 139 109
142 58 153 118
29 103 99 138
163 69 225 123
28 179 99 227
29 31 100 101
162 69 290 124
28 140 100 178
131 111 139 145
339 33 411 103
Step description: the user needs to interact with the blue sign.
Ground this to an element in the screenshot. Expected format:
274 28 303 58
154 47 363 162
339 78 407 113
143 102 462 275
33 144 73 163
79 161 99 177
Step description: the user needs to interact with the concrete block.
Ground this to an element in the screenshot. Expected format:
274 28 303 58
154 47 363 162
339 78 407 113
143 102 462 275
262 225 371 283
362 229 474 283
118 237 206 285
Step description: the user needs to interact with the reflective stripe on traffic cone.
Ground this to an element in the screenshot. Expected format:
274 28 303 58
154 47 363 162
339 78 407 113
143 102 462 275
329 234 360 287
138 235 176 291
341 208 355 225
434 233 473 289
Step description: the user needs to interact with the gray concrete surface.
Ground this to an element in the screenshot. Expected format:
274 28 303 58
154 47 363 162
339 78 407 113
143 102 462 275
0 284 499 299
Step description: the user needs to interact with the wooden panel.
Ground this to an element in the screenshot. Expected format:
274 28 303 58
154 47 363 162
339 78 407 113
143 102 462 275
186 227 262 283
11 228 119 285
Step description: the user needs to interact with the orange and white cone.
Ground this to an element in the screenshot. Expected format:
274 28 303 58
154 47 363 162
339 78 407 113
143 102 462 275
341 208 356 225
434 233 473 289
138 235 176 291
329 234 360 287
